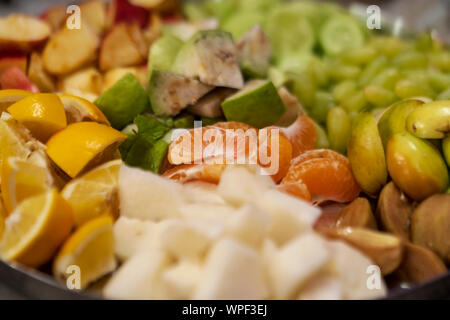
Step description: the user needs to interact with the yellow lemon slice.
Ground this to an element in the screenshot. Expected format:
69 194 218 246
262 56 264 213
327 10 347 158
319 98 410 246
53 215 116 289
0 199 5 238
7 93 67 142
0 89 32 113
58 94 110 125
46 122 126 178
62 159 121 226
0 188 74 268
1 155 55 214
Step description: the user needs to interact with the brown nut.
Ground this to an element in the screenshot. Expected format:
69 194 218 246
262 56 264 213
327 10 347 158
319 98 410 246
411 193 450 263
336 197 377 229
376 182 414 241
395 242 447 285
324 227 403 275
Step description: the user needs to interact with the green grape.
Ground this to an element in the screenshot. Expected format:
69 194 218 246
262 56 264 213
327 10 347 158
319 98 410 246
358 55 388 86
371 68 402 90
328 63 361 82
342 91 367 113
340 46 378 65
395 79 435 99
437 88 450 100
332 80 357 104
327 106 351 154
429 52 450 72
311 91 334 124
427 70 450 92
364 85 396 108
392 51 428 70
314 122 330 149
286 71 317 109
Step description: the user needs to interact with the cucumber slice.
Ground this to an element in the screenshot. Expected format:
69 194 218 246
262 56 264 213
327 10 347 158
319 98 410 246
147 34 183 78
265 7 315 60
148 70 213 116
221 80 286 128
320 15 365 56
172 30 244 89
237 25 272 78
222 11 266 40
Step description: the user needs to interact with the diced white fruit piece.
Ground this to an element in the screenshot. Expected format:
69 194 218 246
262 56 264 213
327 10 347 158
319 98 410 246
161 259 203 299
59 67 102 97
325 240 387 300
268 233 330 299
217 166 275 206
180 203 235 225
258 189 321 245
119 165 183 221
103 249 171 300
183 181 226 205
225 203 270 248
194 238 269 300
297 276 343 300
159 220 220 259
113 216 155 261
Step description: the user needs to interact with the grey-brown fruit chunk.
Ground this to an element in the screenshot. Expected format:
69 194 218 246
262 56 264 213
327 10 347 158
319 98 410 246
411 193 450 264
237 25 272 78
336 197 377 230
395 242 447 285
324 227 403 275
376 182 414 241
187 88 235 118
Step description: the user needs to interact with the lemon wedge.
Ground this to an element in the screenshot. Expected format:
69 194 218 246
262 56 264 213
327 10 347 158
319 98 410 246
58 94 109 125
0 198 5 238
53 215 116 289
1 155 55 214
0 189 74 268
7 93 67 142
0 89 33 113
46 122 126 178
62 159 121 226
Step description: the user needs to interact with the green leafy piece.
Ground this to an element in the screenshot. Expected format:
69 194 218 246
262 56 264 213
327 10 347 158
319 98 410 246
174 114 195 128
134 114 173 141
201 117 225 126
94 73 149 130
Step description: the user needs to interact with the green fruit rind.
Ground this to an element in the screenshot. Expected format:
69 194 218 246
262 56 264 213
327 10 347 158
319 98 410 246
377 98 424 149
348 112 387 196
387 132 449 201
443 136 450 166
406 100 450 139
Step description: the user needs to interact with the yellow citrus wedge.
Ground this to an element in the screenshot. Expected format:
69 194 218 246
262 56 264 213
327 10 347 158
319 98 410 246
46 122 126 178
58 94 110 125
0 198 5 238
53 215 116 289
0 89 32 113
1 155 55 214
0 189 74 268
61 159 121 226
7 93 67 142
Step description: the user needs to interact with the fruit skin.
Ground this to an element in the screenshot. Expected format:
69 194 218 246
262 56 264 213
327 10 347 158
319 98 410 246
108 0 150 28
386 132 449 201
46 122 127 178
27 52 56 93
348 112 387 196
406 100 450 139
0 54 27 75
221 80 286 128
376 182 413 241
443 136 450 166
0 189 74 268
94 73 150 129
411 194 450 264
147 34 184 78
336 197 377 230
0 67 39 93
7 93 67 142
377 98 423 149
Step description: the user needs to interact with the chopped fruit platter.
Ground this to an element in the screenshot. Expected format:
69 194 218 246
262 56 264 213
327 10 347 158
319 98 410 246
0 0 449 300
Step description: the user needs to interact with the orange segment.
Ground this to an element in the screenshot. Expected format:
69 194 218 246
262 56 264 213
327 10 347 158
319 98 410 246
277 182 312 202
290 148 348 168
282 150 360 203
162 163 226 184
281 115 317 158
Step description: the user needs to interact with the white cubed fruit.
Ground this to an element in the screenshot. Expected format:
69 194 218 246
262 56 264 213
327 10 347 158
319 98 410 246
180 203 236 225
113 216 155 261
161 259 204 300
326 240 387 300
159 220 220 260
194 238 269 300
183 181 226 205
297 276 343 300
217 166 275 206
103 249 171 300
119 165 184 221
268 233 330 299
258 189 321 245
224 203 270 248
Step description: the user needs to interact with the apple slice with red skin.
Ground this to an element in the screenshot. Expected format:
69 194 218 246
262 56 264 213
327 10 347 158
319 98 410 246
0 15 51 54
0 54 27 75
0 67 39 93
107 0 150 29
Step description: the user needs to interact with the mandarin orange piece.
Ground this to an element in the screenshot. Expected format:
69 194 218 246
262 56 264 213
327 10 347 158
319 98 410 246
162 163 226 184
289 148 348 168
276 181 312 202
280 115 317 158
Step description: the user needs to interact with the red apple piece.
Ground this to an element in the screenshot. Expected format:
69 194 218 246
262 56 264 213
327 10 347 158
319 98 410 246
0 55 27 75
0 66 39 93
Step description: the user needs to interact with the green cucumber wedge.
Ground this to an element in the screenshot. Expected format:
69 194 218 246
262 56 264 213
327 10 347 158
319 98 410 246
147 34 184 78
172 30 244 89
320 15 365 56
221 80 286 128
149 70 213 116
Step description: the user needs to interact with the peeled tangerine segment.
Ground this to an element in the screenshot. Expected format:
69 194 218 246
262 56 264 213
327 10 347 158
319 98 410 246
221 80 286 128
0 189 73 268
387 132 449 201
406 100 450 139
45 122 126 178
7 93 67 142
172 30 244 89
348 112 387 196
53 215 117 289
